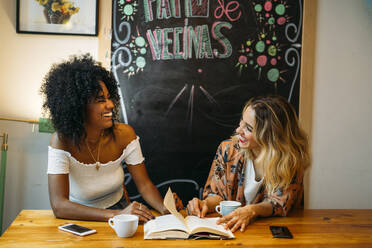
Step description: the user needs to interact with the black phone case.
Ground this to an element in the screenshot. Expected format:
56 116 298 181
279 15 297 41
270 226 293 239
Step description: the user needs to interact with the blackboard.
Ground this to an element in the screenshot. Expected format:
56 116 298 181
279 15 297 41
111 0 304 205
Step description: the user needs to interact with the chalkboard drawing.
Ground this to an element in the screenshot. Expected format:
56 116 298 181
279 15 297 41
237 31 283 92
236 1 286 89
214 0 242 22
35 0 80 24
235 0 302 101
253 1 289 28
118 0 138 21
111 0 303 205
165 83 223 133
115 0 148 78
122 33 148 77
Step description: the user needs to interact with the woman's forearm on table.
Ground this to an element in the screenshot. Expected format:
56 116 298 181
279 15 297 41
250 201 273 218
51 199 119 221
138 182 167 214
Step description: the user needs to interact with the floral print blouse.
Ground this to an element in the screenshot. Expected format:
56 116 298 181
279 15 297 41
203 139 304 216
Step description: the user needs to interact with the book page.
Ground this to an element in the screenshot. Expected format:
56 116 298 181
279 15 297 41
144 215 189 239
145 187 234 239
185 216 234 238
150 214 188 233
164 188 188 230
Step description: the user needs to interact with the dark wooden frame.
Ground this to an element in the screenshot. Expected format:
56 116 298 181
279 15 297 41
16 0 99 36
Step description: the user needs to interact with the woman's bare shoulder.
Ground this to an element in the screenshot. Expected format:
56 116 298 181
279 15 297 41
50 132 69 150
113 123 137 146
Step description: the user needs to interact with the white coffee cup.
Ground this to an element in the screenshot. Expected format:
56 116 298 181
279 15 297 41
215 201 242 216
108 214 138 238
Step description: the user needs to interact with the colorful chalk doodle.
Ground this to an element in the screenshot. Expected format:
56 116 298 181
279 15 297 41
236 31 282 83
118 0 138 21
111 0 303 204
235 0 299 97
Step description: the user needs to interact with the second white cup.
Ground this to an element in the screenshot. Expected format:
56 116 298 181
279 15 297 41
215 201 242 216
108 214 138 238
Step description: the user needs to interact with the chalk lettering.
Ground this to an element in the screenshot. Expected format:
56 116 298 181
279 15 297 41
162 28 174 59
199 25 214 59
146 23 232 60
185 0 210 18
157 0 172 19
144 0 156 22
146 29 162 60
212 21 232 58
187 25 202 59
170 0 181 18
173 27 184 59
214 0 241 22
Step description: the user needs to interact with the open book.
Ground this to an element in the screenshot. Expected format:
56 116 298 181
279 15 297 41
144 188 234 240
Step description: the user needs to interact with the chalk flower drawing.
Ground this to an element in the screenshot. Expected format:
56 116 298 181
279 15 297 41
119 0 138 21
112 0 148 79
235 0 302 101
236 1 288 83
35 0 80 24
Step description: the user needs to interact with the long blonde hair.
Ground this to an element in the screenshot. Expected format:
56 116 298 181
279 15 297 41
235 95 310 195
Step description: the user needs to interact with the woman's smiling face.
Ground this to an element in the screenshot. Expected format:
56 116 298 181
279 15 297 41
235 106 258 149
85 81 114 130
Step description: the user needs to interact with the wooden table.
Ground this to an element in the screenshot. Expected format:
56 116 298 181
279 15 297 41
1 209 372 247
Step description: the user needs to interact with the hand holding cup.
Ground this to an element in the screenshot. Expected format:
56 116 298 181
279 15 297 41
215 201 242 216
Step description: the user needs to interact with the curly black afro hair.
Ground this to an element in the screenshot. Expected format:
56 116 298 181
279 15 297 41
40 54 120 146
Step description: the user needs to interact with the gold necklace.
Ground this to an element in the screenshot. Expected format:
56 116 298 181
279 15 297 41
85 131 103 170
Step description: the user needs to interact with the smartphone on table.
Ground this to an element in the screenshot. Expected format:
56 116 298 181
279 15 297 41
58 224 96 236
270 225 293 239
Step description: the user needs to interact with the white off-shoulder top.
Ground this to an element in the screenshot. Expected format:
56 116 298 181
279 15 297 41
47 137 144 209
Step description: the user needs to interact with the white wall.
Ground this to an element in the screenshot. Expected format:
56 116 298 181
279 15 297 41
0 0 98 233
0 0 98 119
307 0 372 208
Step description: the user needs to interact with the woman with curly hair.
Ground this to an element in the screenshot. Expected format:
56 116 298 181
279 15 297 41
40 54 170 222
186 95 310 232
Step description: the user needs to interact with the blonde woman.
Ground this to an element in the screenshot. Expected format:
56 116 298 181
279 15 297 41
186 95 310 232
